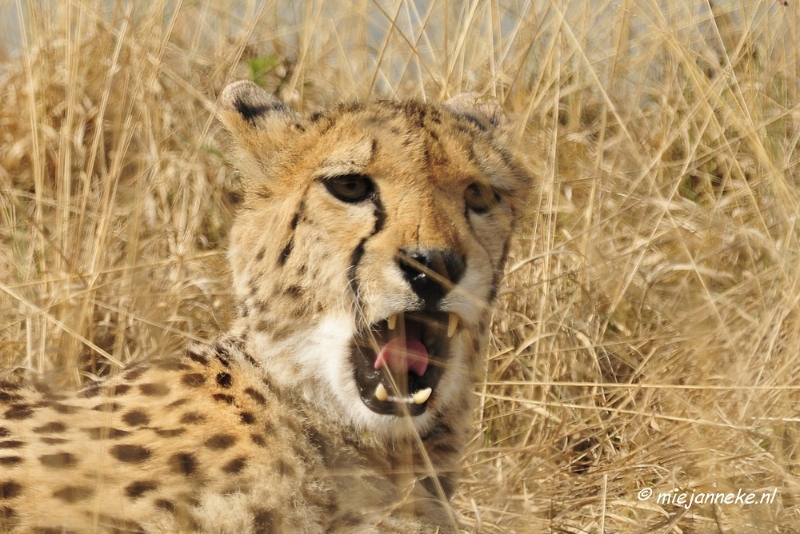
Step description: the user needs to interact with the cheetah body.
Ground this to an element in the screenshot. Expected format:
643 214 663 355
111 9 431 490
0 82 531 533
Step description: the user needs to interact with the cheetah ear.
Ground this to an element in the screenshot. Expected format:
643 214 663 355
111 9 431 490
218 80 297 134
218 81 300 188
442 93 509 134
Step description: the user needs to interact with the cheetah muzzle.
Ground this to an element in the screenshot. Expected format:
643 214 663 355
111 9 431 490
0 81 532 533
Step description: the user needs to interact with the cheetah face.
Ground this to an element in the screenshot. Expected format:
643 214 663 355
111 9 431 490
219 82 530 434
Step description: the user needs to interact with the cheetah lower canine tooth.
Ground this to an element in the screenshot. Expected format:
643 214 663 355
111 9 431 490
375 383 389 401
412 387 432 405
447 314 458 338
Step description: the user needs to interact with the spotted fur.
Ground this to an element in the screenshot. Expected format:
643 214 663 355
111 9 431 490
0 82 531 533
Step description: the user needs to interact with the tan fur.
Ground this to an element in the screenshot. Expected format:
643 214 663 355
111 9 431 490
0 82 531 533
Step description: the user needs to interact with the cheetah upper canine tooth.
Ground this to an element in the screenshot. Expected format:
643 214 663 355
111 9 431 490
412 387 432 405
387 314 397 331
447 314 459 338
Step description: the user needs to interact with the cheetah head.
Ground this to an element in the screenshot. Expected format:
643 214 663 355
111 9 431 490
218 81 530 437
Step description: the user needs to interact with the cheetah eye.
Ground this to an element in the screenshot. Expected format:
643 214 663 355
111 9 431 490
464 182 499 214
323 174 374 203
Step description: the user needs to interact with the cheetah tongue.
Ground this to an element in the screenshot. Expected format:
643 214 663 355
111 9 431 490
373 338 429 376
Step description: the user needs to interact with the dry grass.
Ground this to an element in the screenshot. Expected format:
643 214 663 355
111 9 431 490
2 0 800 532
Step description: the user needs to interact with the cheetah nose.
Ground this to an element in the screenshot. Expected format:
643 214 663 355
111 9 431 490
398 249 466 307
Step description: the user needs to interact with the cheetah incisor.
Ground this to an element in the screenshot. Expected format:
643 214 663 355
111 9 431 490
0 81 532 533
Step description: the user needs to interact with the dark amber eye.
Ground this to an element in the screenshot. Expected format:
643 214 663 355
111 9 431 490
465 182 499 214
323 174 374 203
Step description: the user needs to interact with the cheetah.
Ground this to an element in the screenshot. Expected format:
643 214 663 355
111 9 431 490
0 81 532 533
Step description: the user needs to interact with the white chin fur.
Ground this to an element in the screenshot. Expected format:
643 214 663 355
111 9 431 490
253 315 467 440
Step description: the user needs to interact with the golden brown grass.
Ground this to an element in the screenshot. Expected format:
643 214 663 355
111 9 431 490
2 0 800 531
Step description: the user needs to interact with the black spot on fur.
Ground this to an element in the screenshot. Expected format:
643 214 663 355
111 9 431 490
205 434 237 450
278 239 293 266
111 384 131 396
306 428 330 460
125 480 158 499
139 383 170 396
39 452 78 469
85 427 130 440
40 437 68 445
52 486 94 504
182 373 205 387
255 319 273 332
270 324 293 342
243 352 259 368
154 428 185 438
95 515 145 534
0 482 22 499
4 405 33 420
48 402 81 415
155 499 175 512
82 383 101 398
251 433 267 447
0 441 23 449
155 359 190 371
168 452 197 476
213 393 235 404
180 412 205 424
123 367 147 381
110 444 151 464
274 459 295 477
255 248 265 261
186 349 208 366
123 410 150 426
0 505 16 524
285 285 304 302
216 372 232 388
291 199 305 230
253 510 277 533
213 342 232 367
0 456 22 466
240 412 256 425
167 398 188 409
0 391 22 403
0 428 9 437
222 457 247 474
32 425 64 438
244 388 266 405
92 402 121 412
472 336 481 353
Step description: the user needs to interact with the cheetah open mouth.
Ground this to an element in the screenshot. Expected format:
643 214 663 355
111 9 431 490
350 311 458 416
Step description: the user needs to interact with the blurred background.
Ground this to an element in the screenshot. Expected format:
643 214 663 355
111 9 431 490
1 0 799 531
